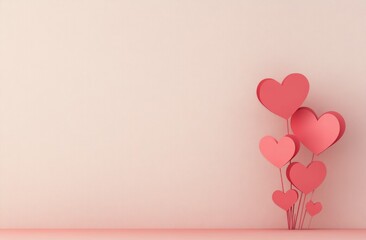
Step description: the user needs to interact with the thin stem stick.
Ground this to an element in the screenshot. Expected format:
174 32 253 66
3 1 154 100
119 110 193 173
298 194 307 229
288 161 294 227
300 208 307 229
279 168 285 192
288 209 291 230
294 192 303 228
304 151 314 229
290 208 294 229
289 208 294 229
279 168 290 228
291 195 294 228
286 119 295 226
308 217 313 229
305 190 315 229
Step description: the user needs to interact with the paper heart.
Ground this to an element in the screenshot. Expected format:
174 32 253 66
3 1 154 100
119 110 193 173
259 135 299 168
257 73 309 119
328 111 346 143
306 201 322 216
272 189 298 211
286 162 298 182
287 161 326 194
291 107 345 155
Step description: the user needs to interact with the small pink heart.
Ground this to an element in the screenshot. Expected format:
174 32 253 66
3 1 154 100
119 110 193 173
259 135 299 168
272 189 298 211
257 73 309 119
291 107 346 155
287 161 326 194
306 201 322 216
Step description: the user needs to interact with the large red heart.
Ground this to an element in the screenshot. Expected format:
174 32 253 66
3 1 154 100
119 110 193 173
272 189 298 211
259 135 299 168
291 107 345 155
306 201 322 216
287 161 326 194
257 73 309 119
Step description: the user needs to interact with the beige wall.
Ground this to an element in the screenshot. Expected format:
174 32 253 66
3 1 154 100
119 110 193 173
0 0 365 228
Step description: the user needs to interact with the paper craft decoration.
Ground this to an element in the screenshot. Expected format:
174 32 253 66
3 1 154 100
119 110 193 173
287 161 326 194
272 189 298 211
306 201 323 217
259 135 299 168
257 73 309 119
291 107 346 155
257 73 345 230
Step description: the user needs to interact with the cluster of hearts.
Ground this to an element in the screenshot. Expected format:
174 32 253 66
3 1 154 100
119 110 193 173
257 73 346 230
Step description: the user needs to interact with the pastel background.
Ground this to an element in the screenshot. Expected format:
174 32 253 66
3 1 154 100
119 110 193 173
0 0 365 229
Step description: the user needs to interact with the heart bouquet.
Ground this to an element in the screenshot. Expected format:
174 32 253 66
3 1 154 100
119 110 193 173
257 73 345 229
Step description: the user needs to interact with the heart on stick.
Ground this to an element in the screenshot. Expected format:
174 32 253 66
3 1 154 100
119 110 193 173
257 73 309 119
328 111 346 143
287 161 326 194
291 107 346 155
259 135 299 168
272 189 298 211
306 201 322 216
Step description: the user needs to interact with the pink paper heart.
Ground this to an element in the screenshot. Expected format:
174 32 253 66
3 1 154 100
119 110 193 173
287 161 326 194
286 162 297 181
272 189 298 211
291 107 345 155
259 135 299 168
328 111 346 143
306 201 322 216
257 73 309 119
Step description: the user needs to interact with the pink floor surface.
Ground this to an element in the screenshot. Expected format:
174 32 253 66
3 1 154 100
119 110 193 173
0 229 365 240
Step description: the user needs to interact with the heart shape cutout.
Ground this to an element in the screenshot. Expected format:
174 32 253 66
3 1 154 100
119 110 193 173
287 161 326 194
291 107 345 155
306 201 322 216
257 73 309 119
259 135 299 168
272 189 298 211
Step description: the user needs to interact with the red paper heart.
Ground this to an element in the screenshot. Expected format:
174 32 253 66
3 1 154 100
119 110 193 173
259 135 299 168
287 161 326 194
306 201 322 216
257 73 309 119
272 189 298 211
291 107 345 155
328 111 346 143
